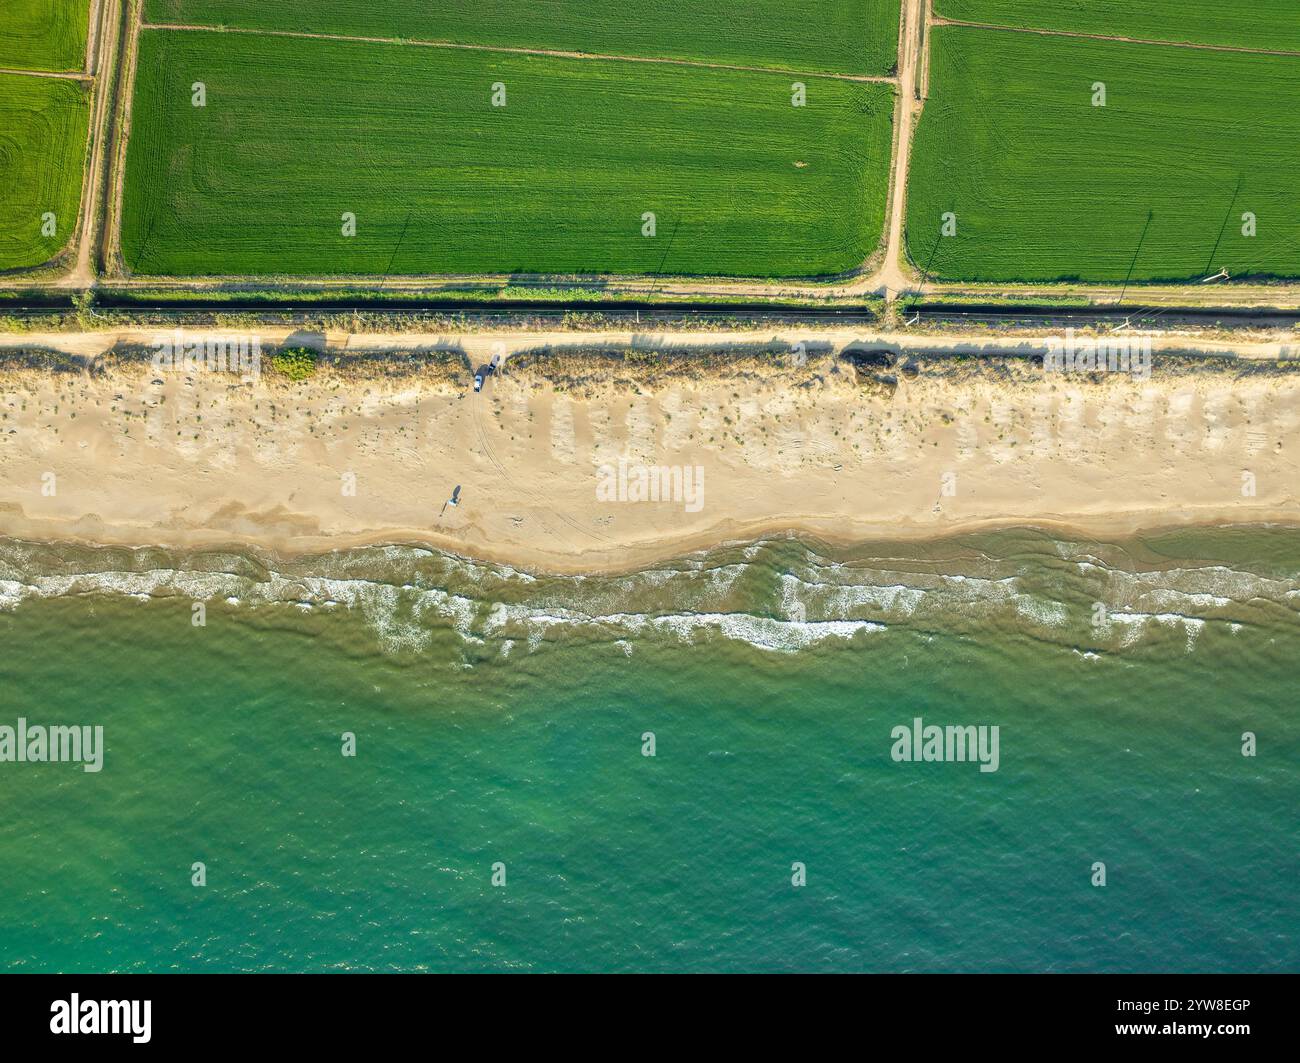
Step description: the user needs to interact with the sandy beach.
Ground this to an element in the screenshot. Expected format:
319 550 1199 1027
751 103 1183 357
0 328 1297 573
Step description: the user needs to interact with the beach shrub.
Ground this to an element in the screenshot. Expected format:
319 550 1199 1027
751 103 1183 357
271 347 318 381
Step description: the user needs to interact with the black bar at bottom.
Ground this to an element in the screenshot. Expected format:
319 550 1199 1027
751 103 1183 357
0 973 1290 1050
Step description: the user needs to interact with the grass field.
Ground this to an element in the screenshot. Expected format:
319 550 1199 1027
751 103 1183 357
906 27 1300 283
0 73 90 271
0 0 91 72
121 30 894 278
143 0 903 76
936 0 1300 53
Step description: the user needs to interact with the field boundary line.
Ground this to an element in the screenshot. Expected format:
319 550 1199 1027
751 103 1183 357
57 0 123 287
79 0 132 284
86 0 102 73
932 16 1300 58
0 67 93 81
140 22 898 83
103 0 143 279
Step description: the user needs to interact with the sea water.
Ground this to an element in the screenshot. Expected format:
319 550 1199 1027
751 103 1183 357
0 528 1295 971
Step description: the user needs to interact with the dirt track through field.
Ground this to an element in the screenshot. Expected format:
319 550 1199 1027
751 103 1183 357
0 67 92 80
932 16 1300 58
59 0 124 288
864 0 926 299
141 22 897 83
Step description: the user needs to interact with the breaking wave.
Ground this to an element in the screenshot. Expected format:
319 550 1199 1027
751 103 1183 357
0 528 1296 656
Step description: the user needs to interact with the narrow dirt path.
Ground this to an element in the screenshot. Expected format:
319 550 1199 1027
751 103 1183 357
0 67 91 80
861 0 927 300
3 326 1292 363
85 0 102 73
99 0 143 281
141 22 897 83
58 0 123 288
932 15 1300 58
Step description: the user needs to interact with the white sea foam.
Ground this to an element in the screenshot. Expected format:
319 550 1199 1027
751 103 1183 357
1013 594 1071 628
0 537 1294 657
1109 611 1208 653
779 572 926 620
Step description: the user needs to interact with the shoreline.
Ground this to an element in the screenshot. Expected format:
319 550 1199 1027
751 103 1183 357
2 514 1300 580
3 521 1296 661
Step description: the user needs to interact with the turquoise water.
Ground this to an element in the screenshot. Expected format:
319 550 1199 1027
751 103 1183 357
0 529 1296 971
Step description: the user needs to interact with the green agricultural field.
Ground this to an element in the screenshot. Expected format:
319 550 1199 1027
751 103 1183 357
906 27 1300 283
0 0 91 72
936 0 1300 53
0 73 90 270
143 0 902 77
122 30 894 278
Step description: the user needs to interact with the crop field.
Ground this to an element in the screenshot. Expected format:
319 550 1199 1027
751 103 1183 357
0 0 91 72
906 27 1300 283
936 0 1300 54
143 0 903 77
121 30 894 278
0 73 90 271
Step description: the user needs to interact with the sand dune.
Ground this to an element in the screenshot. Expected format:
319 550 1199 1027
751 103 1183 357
0 332 1297 573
